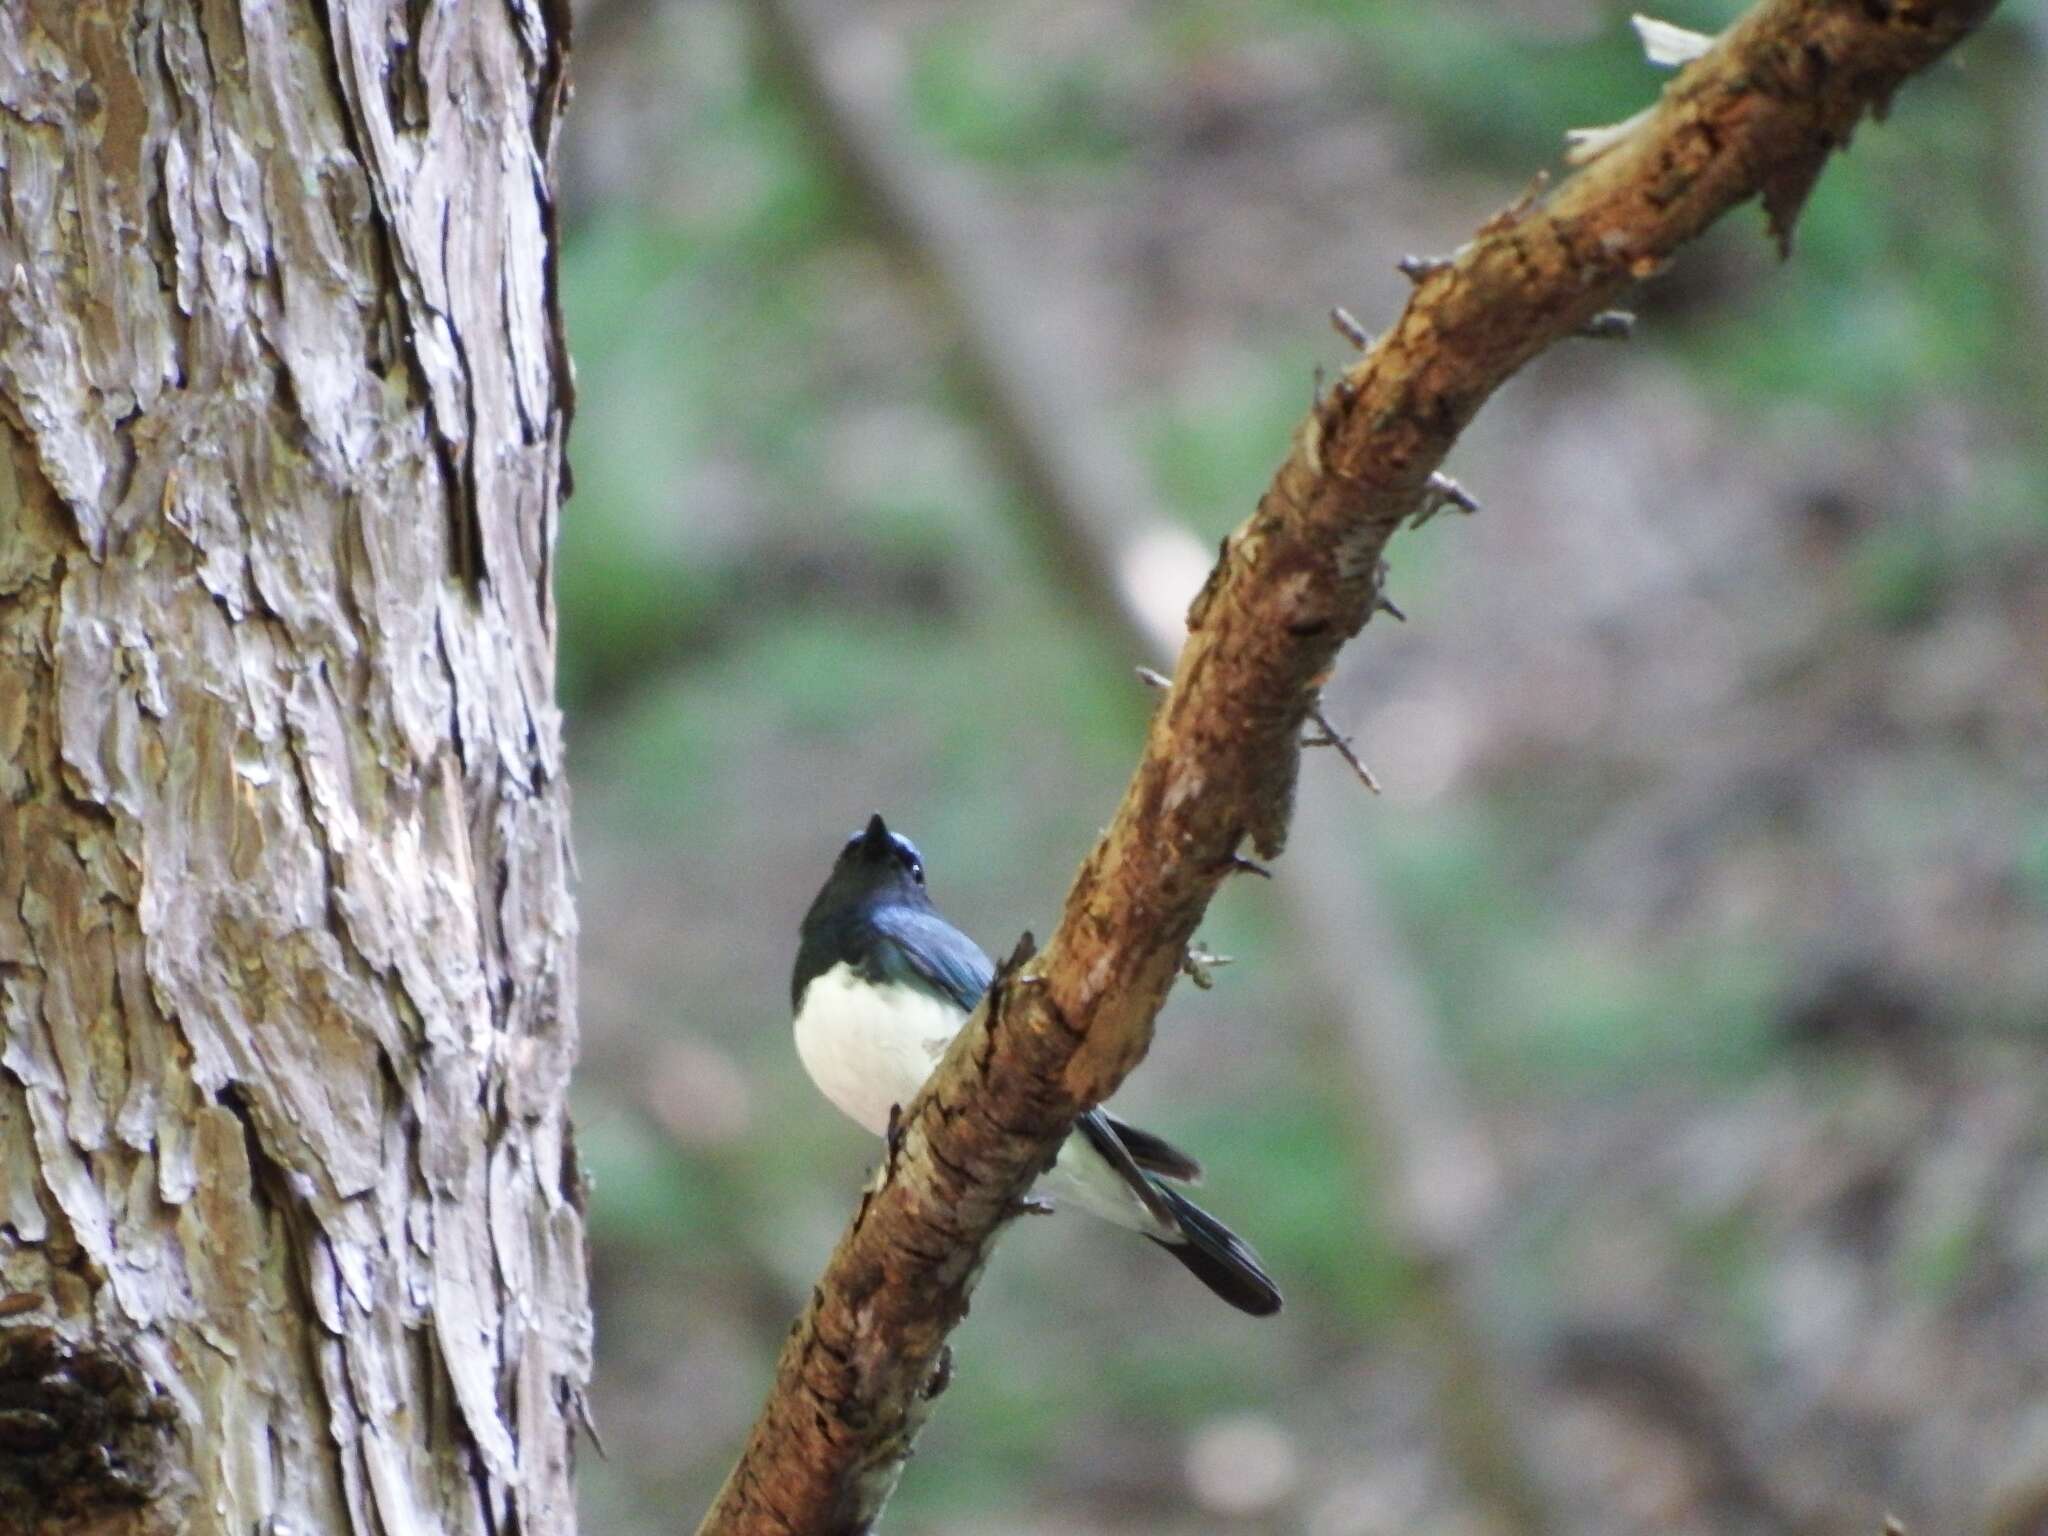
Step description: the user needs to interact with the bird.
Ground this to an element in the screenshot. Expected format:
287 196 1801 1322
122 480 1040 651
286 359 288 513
791 813 1282 1316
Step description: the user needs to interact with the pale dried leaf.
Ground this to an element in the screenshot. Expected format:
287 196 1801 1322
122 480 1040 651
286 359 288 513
1565 107 1656 167
1633 13 1716 68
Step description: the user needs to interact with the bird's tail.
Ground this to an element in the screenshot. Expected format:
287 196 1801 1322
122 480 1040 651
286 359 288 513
1148 1183 1283 1316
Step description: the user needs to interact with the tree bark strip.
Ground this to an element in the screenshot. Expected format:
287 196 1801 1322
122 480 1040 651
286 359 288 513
0 4 587 1534
697 1 2001 1531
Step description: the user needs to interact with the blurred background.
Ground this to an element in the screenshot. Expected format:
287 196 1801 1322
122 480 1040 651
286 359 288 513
553 1 2048 1532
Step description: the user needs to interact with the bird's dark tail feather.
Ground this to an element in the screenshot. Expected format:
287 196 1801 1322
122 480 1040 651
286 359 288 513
1148 1183 1283 1316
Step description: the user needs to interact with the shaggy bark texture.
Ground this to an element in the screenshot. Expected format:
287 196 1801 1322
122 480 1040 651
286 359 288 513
0 5 588 1535
697 1 2002 1532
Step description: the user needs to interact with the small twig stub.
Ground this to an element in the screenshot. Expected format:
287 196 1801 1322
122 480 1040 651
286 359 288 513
1304 699 1382 794
1578 309 1637 340
1181 944 1236 990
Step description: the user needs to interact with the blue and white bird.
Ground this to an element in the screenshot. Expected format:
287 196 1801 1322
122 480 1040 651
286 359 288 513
791 813 1282 1316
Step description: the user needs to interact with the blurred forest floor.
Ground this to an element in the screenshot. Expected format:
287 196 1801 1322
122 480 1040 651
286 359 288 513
552 2 2048 1533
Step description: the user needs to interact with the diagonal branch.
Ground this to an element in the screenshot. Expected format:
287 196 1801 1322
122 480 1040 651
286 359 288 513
744 1 1555 1520
697 2 2001 1530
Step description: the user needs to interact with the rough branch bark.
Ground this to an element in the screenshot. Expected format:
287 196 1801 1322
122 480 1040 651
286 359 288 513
0 5 587 1535
748 0 1554 1526
697 2 2001 1531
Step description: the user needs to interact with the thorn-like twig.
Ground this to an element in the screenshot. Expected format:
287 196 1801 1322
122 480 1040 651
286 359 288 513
1303 698 1382 794
1478 171 1550 234
1011 1194 1057 1218
1330 306 1370 349
1181 944 1235 990
1411 471 1481 529
1215 854 1272 881
923 1346 954 1401
1135 665 1171 691
1371 558 1406 623
1577 309 1636 340
576 1389 609 1460
1397 253 1451 283
1428 471 1480 514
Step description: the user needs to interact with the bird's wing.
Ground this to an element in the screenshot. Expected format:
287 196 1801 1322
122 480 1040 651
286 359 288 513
868 913 1212 1179
865 912 1201 1196
1095 1111 1203 1183
861 907 994 1016
1074 1110 1179 1229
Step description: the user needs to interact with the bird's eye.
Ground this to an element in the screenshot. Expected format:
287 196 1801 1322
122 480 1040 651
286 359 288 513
910 860 925 885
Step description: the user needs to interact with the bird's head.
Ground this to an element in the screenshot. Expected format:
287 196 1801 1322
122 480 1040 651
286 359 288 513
806 813 931 924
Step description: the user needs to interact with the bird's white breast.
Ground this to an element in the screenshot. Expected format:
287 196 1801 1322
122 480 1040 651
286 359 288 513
793 963 964 1135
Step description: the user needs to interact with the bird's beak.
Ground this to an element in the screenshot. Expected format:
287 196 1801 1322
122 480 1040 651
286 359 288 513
859 812 891 853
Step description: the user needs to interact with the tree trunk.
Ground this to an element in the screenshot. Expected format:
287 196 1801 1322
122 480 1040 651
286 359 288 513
0 6 587 1535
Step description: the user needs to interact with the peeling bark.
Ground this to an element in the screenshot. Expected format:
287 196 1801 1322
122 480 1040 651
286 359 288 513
697 1 2002 1532
0 4 587 1535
